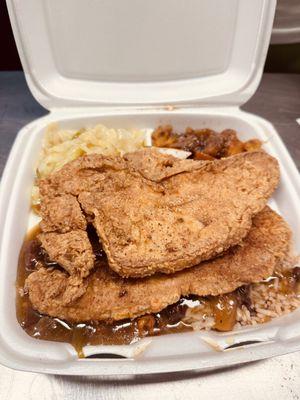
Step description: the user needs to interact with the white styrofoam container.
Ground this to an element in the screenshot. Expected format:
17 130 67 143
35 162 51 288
1 0 300 375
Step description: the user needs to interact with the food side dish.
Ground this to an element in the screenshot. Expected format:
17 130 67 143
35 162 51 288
152 125 262 159
16 125 300 357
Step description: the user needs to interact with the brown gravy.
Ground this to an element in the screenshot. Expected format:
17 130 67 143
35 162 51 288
16 226 248 357
17 226 300 357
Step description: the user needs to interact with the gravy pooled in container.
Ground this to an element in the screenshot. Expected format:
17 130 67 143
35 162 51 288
17 225 243 356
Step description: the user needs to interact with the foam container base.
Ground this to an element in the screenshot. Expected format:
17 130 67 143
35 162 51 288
0 107 299 375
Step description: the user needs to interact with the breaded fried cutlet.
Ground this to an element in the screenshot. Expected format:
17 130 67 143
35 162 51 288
26 207 290 322
38 149 279 278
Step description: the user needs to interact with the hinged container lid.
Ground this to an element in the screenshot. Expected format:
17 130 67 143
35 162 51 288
7 0 276 109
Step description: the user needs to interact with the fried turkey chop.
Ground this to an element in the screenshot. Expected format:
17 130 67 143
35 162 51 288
25 207 291 322
38 149 279 278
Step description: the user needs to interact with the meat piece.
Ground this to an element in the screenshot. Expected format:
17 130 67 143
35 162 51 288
26 207 291 322
38 230 95 278
79 150 279 277
25 269 88 306
39 154 126 198
123 148 199 181
38 194 93 277
39 194 86 233
39 149 279 277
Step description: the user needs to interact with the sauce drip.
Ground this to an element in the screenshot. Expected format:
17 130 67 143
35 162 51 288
208 294 238 332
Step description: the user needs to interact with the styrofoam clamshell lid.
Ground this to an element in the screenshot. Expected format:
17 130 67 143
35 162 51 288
7 0 276 109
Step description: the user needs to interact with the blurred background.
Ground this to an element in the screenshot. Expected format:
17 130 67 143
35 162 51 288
0 0 299 73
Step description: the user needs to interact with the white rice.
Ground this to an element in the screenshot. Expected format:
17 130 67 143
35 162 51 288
183 256 300 332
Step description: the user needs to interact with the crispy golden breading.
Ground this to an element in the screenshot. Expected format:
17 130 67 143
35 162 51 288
38 230 95 278
39 194 87 233
26 208 291 322
79 150 279 277
38 154 126 198
38 149 279 278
